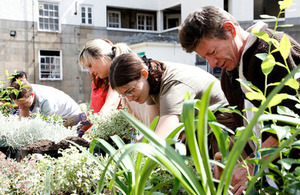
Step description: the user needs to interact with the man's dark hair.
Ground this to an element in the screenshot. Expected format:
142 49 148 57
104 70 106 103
9 80 32 100
178 6 239 53
10 71 27 84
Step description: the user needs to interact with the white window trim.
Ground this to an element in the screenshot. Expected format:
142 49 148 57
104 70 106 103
38 2 60 33
39 50 63 81
137 13 154 30
107 10 121 28
80 5 93 25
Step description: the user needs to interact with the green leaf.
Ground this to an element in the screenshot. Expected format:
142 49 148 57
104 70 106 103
237 79 263 94
259 114 300 126
268 93 287 108
279 35 291 59
277 106 298 117
292 140 300 147
271 124 291 141
243 107 259 112
285 78 299 90
259 147 278 158
184 91 191 101
209 121 235 135
255 53 268 61
278 158 300 170
279 0 293 10
252 29 271 42
259 14 277 20
245 92 266 101
270 37 280 49
218 106 243 117
261 54 276 75
277 24 294 28
295 167 300 176
5 70 9 77
286 181 300 195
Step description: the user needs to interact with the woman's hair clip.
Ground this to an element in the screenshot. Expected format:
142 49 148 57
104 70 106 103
141 55 152 69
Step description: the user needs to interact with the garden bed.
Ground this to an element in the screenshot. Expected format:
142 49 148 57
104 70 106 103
19 136 90 160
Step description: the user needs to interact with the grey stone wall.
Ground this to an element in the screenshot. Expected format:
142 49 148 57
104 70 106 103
0 20 179 103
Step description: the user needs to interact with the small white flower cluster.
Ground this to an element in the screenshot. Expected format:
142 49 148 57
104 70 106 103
0 146 110 194
0 113 77 149
87 108 137 143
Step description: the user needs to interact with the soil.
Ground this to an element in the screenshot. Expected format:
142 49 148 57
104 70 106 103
20 136 90 158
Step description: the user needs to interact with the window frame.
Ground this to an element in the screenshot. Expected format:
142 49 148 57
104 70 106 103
166 13 181 29
107 10 121 28
137 13 154 30
254 0 284 20
39 50 63 81
81 5 93 25
195 54 209 72
38 2 60 32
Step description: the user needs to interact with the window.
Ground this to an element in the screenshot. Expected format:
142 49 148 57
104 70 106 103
195 54 208 71
224 0 228 12
254 0 284 20
107 11 121 28
137 14 154 30
166 14 180 29
38 2 59 32
39 50 62 80
81 5 93 25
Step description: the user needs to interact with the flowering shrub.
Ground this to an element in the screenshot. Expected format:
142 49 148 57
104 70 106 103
0 152 45 194
0 146 111 194
35 146 110 194
0 113 77 149
88 108 138 143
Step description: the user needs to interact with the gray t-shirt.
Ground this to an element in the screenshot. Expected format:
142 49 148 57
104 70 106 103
147 62 228 116
30 84 82 117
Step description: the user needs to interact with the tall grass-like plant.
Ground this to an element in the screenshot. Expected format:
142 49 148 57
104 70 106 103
98 66 299 195
84 116 196 195
77 1 299 194
87 83 226 195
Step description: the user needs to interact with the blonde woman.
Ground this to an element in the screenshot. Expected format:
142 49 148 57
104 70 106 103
75 39 149 137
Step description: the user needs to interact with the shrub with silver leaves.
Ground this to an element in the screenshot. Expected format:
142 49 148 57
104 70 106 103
0 113 77 149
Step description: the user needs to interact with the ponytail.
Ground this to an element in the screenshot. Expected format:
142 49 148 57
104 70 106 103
141 55 166 94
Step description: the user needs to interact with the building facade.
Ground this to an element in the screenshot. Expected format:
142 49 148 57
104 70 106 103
1 0 299 103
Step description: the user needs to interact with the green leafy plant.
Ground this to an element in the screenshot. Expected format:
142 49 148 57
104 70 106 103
35 146 109 194
89 110 205 195
87 108 138 143
231 0 300 193
85 1 300 194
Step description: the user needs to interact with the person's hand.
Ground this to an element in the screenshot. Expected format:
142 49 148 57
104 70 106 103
213 152 223 179
76 129 85 138
63 113 91 127
213 152 254 195
63 115 78 127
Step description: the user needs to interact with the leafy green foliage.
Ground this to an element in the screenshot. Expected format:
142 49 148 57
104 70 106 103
87 108 138 143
